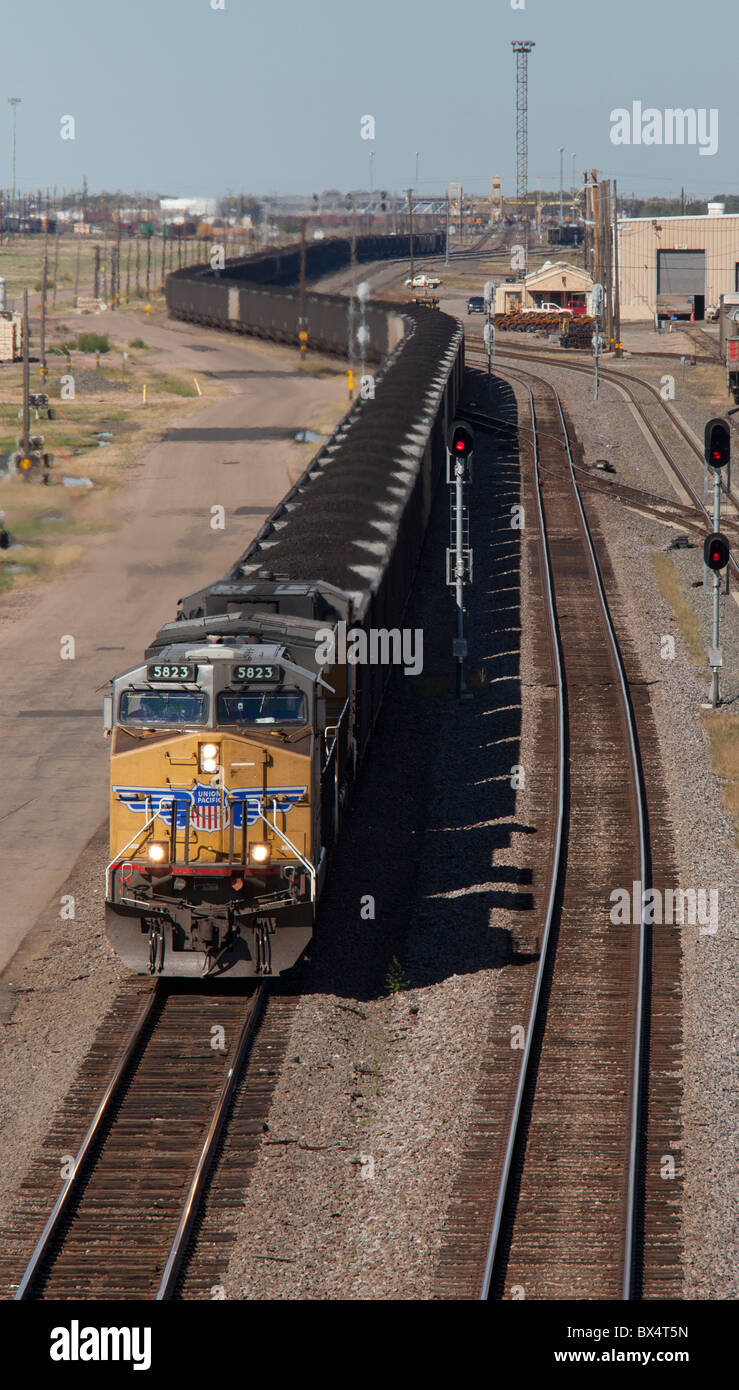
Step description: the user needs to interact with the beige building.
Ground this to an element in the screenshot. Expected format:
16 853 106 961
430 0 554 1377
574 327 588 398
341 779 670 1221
494 261 594 315
617 210 739 321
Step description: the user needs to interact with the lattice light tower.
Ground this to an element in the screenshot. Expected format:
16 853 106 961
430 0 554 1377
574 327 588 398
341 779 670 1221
512 42 535 212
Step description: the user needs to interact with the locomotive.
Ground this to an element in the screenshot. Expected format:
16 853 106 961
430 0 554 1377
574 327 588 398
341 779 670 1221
104 263 463 978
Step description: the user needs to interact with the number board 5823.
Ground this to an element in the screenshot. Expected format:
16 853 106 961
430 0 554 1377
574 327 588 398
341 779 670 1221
231 663 282 685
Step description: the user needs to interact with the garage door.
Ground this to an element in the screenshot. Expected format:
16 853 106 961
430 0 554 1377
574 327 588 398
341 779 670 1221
657 250 705 294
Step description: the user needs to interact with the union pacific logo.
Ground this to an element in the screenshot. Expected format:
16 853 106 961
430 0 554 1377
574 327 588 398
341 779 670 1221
114 783 307 831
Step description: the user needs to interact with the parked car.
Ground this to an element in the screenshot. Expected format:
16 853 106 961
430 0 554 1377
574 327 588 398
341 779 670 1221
405 273 442 289
531 302 573 315
467 296 486 314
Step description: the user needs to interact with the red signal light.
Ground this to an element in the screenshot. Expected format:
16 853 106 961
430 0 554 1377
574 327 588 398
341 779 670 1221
704 418 730 469
704 531 730 571
448 421 474 460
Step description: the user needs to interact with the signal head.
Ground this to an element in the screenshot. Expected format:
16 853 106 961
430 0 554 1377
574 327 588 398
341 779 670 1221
448 420 474 460
704 417 731 469
703 531 730 571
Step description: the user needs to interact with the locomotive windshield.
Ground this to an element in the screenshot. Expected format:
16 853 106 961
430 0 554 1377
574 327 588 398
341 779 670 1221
217 690 307 726
119 690 208 726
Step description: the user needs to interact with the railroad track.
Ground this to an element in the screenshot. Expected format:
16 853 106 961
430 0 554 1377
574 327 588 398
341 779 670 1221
467 339 739 579
435 364 682 1300
463 378 739 540
3 982 279 1300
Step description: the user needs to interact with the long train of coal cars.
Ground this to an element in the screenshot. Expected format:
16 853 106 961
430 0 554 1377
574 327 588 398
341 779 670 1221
104 238 463 977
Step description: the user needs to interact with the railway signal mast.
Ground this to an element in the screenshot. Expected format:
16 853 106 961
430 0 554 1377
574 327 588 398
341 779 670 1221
703 418 731 707
447 421 474 699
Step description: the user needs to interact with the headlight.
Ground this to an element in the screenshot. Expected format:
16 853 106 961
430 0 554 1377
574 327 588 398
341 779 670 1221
199 742 219 773
248 841 271 866
148 841 168 864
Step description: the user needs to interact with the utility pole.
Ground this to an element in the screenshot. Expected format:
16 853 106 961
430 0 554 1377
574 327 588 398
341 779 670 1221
600 179 613 344
22 289 30 452
559 146 564 224
125 237 131 302
93 244 100 301
591 171 600 283
407 189 414 282
298 217 307 357
8 98 20 219
613 180 621 348
445 193 450 265
459 186 463 247
73 236 81 307
146 232 152 297
40 252 48 384
51 223 60 307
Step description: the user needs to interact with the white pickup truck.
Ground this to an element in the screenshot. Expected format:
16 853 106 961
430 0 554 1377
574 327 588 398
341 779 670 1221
530 302 573 315
405 273 442 289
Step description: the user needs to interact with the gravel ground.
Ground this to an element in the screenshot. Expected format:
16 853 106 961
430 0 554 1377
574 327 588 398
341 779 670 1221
0 828 125 1243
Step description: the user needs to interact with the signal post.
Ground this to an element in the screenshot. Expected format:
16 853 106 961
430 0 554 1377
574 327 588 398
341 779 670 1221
447 421 474 699
703 419 732 708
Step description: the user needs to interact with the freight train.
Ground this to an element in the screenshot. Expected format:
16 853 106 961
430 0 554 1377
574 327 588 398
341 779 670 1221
104 241 463 977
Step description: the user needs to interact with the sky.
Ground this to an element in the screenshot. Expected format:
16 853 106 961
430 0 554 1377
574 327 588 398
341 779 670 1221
1 0 735 200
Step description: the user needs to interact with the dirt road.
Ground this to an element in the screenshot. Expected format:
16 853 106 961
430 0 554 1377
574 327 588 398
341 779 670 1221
0 315 348 973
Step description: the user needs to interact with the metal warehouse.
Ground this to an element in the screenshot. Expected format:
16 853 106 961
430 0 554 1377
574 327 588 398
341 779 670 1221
617 208 739 321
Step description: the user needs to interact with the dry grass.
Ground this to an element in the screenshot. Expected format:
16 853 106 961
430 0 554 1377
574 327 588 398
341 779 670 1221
0 295 226 592
650 551 705 663
651 551 739 844
701 711 739 845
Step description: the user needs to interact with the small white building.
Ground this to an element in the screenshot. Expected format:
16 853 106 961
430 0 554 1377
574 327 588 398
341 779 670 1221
494 261 594 314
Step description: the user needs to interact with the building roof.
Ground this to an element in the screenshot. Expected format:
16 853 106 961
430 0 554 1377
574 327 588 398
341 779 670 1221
525 260 592 287
617 213 739 224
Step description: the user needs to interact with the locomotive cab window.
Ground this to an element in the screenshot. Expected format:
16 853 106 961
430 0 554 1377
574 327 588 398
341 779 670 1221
217 689 307 726
119 690 208 726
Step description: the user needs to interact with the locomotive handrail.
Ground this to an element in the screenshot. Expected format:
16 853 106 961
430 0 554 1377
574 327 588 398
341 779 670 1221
256 797 316 903
105 813 158 901
322 696 351 770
